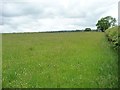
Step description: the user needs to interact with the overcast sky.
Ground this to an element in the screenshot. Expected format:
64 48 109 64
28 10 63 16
0 0 119 33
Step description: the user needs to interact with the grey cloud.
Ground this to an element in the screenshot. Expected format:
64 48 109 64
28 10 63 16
0 0 118 33
3 2 43 17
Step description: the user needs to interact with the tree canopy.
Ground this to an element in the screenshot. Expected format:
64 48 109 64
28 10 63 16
84 28 91 31
96 16 116 32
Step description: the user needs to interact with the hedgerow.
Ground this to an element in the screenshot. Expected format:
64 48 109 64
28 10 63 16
105 26 120 49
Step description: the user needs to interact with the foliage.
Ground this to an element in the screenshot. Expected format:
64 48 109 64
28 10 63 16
2 32 118 88
84 28 91 31
105 26 119 49
96 16 116 32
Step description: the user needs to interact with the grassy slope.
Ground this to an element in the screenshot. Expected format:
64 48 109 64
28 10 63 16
2 32 118 88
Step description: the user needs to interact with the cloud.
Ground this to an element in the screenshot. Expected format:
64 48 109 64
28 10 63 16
2 2 43 17
0 0 119 33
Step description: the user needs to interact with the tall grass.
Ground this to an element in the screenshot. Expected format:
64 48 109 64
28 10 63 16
2 32 118 88
0 33 2 89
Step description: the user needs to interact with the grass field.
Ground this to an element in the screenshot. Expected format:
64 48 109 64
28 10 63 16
2 32 118 88
0 34 2 89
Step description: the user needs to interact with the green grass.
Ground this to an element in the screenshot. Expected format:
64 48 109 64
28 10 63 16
2 32 118 88
0 34 2 89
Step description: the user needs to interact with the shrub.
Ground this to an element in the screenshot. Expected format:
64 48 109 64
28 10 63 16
105 26 119 49
84 28 91 31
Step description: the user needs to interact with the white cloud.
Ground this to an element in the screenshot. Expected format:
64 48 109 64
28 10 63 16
0 0 119 33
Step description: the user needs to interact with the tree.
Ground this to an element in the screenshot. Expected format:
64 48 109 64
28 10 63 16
84 28 91 31
96 16 116 32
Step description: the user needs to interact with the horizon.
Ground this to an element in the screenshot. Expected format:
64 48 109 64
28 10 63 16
1 29 97 34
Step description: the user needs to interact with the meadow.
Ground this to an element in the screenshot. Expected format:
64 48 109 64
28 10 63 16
2 32 118 88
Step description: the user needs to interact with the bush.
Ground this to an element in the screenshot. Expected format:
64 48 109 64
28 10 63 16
84 28 91 31
105 26 120 49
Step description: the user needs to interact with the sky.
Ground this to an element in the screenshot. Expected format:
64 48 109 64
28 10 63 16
0 0 119 33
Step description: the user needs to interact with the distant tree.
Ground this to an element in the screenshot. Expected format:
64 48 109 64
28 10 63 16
84 28 91 31
96 16 116 32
